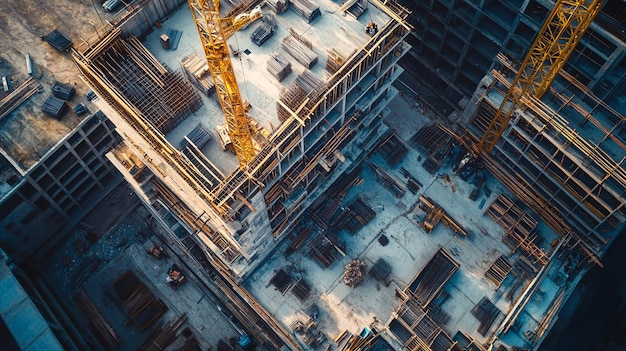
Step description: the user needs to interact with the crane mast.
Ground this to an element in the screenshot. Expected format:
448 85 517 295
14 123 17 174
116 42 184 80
478 0 604 153
188 0 261 167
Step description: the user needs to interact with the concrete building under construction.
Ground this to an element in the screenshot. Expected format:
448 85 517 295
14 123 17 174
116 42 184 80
0 0 624 350
72 0 413 279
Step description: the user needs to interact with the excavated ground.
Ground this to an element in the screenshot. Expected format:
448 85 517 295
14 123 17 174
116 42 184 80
0 0 115 168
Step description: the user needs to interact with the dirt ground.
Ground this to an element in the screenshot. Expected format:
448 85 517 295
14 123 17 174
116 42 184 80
0 0 116 168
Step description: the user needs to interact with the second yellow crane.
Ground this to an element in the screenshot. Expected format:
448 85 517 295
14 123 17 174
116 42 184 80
188 0 262 167
478 0 604 153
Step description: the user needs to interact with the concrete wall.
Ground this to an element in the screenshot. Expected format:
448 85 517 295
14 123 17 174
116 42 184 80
0 111 122 262
398 0 626 113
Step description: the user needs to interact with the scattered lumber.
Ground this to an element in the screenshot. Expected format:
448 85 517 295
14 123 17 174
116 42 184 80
75 291 122 348
0 77 41 121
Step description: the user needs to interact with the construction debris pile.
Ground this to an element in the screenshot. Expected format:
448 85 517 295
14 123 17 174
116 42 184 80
343 259 366 287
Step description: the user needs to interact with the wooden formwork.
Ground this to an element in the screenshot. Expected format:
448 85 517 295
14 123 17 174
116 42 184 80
486 194 548 265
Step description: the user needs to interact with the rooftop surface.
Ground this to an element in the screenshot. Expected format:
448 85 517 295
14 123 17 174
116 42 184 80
141 0 392 174
0 252 65 351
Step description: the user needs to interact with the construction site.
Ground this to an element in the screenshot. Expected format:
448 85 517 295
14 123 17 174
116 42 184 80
0 0 624 350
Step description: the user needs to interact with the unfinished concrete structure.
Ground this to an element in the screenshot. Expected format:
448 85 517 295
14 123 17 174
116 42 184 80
466 58 625 263
74 0 412 279
399 0 626 113
0 111 121 262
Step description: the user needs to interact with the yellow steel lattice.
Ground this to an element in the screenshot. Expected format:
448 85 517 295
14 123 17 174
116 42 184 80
188 0 260 167
479 0 604 152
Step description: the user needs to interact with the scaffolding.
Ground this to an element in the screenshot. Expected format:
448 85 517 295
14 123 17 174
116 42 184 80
469 53 625 263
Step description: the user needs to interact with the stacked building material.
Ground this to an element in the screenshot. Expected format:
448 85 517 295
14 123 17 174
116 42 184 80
484 255 512 287
411 123 455 174
340 0 368 19
44 29 72 52
471 297 502 336
326 48 348 74
182 142 224 189
113 271 164 331
0 76 40 121
51 81 75 100
270 269 294 294
310 231 344 268
75 291 122 349
294 70 324 94
267 53 292 81
391 299 456 351
336 197 376 234
289 0 321 22
369 162 406 198
102 0 120 12
375 132 409 165
277 84 306 122
369 258 392 286
138 314 188 351
286 226 313 254
291 278 312 301
418 195 467 235
251 21 275 46
266 0 288 13
486 194 547 265
180 53 215 96
179 123 212 150
42 96 68 120
282 35 318 69
400 167 422 194
406 248 460 308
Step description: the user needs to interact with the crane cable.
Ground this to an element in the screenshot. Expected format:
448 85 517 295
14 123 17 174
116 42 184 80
232 32 251 104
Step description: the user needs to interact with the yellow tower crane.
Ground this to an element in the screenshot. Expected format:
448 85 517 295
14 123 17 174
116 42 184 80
478 0 605 153
188 1 262 167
